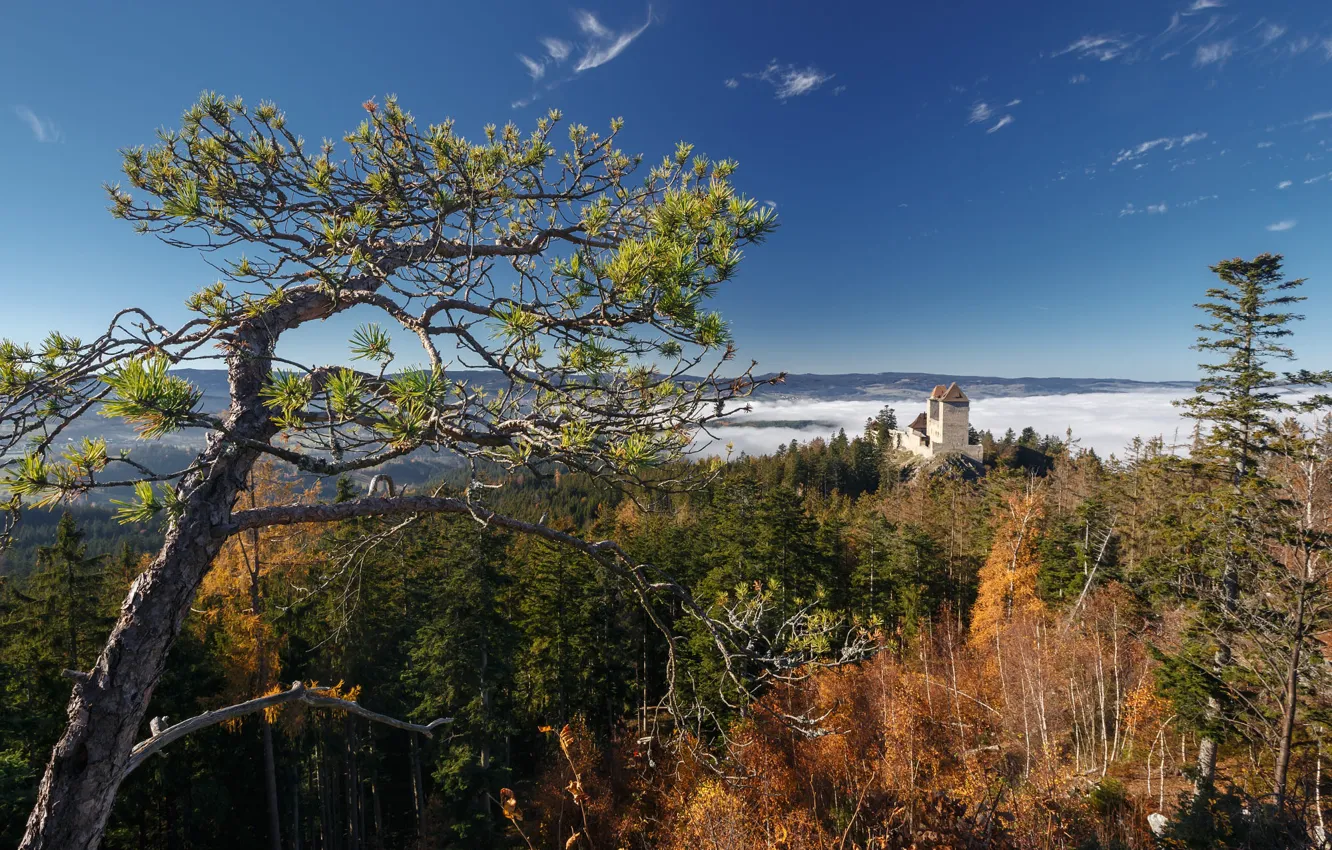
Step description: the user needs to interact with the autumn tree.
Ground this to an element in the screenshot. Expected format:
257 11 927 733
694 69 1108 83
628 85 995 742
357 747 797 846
0 93 777 849
968 488 1045 650
193 458 318 850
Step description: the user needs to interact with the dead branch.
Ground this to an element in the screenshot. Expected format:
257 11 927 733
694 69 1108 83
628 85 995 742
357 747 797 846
124 681 450 777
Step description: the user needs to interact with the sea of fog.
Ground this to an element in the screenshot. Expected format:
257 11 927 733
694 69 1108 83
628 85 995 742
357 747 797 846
697 389 1202 460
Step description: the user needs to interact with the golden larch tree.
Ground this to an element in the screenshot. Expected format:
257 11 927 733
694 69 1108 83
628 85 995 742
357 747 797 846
968 489 1046 649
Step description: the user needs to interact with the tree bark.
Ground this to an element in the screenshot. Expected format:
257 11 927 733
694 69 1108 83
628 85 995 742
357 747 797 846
1273 589 1305 810
19 302 301 850
19 445 261 849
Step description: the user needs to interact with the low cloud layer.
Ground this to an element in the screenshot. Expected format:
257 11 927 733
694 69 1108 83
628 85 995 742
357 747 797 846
695 390 1222 460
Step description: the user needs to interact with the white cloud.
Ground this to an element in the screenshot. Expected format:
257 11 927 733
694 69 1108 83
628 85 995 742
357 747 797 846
1112 132 1207 165
1285 35 1314 55
745 60 835 100
724 77 739 89
1006 98 1022 107
573 9 652 72
1305 110 1332 123
1266 219 1297 231
1194 39 1235 66
832 85 847 96
1148 202 1168 214
1055 34 1135 62
575 9 612 39
968 102 994 123
1324 38 1332 60
1119 203 1139 216
987 115 1015 133
14 106 61 143
518 54 545 80
541 37 572 61
1257 140 1275 148
696 391 1214 460
1187 0 1224 11
1277 179 1292 189
1305 173 1329 184
1258 23 1287 47
1069 74 1090 83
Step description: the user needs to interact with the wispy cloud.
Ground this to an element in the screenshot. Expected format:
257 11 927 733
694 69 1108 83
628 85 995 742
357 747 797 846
1119 203 1140 217
744 60 835 100
14 106 61 143
1194 39 1234 66
1323 38 1332 60
1305 110 1332 123
1285 35 1315 56
1187 0 1224 11
1266 219 1297 231
987 115 1015 133
1147 202 1168 214
968 102 995 124
724 78 739 89
1069 73 1090 83
541 37 571 61
518 54 545 80
832 84 847 96
1055 34 1136 62
1005 98 1022 107
1277 180 1293 189
1257 140 1275 148
1257 22 1287 47
1112 132 1207 166
1305 173 1329 184
573 9 652 72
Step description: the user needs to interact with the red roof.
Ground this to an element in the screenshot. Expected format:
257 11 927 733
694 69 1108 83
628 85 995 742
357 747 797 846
939 382 969 402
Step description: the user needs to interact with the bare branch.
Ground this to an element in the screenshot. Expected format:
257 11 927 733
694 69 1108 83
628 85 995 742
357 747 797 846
124 681 450 778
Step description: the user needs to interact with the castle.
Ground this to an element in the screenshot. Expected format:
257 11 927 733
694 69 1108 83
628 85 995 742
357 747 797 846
889 382 984 461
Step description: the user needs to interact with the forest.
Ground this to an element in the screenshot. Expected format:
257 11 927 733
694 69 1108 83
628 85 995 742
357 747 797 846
1 94 1329 850
3 257 1331 848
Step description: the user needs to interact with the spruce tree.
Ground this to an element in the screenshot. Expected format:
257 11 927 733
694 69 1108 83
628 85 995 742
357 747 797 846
1173 253 1330 796
29 512 107 671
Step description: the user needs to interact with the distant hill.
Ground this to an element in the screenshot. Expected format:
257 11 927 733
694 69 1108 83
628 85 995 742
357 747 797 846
29 368 1193 483
749 371 1192 401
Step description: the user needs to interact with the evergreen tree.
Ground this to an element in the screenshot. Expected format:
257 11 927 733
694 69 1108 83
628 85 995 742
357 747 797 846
28 512 108 671
1173 254 1330 795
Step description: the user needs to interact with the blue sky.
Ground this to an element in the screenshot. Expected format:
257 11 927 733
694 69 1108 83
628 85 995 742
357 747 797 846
2 0 1331 380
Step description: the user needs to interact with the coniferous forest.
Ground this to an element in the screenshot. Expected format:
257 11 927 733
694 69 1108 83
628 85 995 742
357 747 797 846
4 259 1332 848
2 95 1331 850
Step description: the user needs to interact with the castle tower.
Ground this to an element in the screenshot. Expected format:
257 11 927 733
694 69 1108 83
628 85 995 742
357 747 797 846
925 382 970 450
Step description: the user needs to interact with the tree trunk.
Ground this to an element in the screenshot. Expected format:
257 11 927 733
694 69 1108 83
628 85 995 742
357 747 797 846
1195 561 1238 798
292 764 302 850
409 733 425 830
262 716 282 850
19 318 282 850
1273 590 1306 810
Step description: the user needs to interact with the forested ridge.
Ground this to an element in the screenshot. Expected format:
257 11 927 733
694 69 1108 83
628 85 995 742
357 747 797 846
4 394 1332 848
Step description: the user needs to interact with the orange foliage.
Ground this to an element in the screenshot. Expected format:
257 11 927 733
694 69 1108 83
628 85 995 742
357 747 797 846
194 458 320 709
520 579 1167 850
969 490 1047 650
